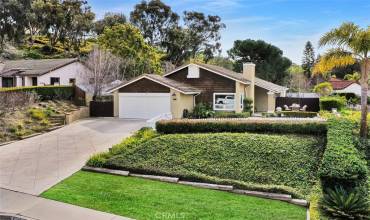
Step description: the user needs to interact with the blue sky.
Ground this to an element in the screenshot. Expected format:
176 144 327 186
88 0 370 64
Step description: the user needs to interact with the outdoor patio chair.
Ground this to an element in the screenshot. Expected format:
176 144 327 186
283 105 291 111
300 105 307 111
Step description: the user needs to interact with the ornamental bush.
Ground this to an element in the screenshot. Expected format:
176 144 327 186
319 118 368 189
104 132 325 197
0 86 74 100
319 96 346 111
156 119 327 135
214 111 250 118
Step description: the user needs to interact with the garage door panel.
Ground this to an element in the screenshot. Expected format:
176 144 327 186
119 93 170 119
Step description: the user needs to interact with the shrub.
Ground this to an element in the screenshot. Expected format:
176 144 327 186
319 186 369 219
191 103 215 118
109 127 158 155
319 118 368 189
86 152 111 168
243 98 253 113
156 119 327 135
264 111 318 118
320 96 346 111
28 108 46 120
0 86 74 101
40 119 49 126
104 132 325 197
314 82 333 96
279 111 318 118
214 111 250 118
0 91 38 113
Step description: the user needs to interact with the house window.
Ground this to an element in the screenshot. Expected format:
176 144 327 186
2 77 14 88
213 93 235 111
50 77 60 85
32 77 37 86
69 78 76 85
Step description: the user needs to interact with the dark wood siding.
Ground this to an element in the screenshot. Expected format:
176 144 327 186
166 67 235 104
118 78 170 93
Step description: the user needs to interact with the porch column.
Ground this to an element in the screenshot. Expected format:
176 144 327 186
267 91 275 113
113 91 119 117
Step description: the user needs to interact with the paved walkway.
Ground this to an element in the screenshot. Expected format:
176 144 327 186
0 189 131 220
0 118 145 195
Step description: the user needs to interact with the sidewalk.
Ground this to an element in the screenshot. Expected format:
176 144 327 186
0 189 132 220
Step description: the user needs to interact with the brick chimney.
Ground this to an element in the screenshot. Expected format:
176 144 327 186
243 63 255 112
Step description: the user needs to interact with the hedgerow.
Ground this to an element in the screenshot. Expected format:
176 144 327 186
319 118 368 189
103 132 325 197
156 119 327 135
0 86 74 100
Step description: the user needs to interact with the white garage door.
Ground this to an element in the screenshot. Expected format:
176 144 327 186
119 93 171 119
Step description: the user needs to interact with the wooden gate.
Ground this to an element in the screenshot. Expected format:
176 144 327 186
89 101 114 117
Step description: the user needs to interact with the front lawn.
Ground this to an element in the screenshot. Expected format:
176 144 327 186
100 132 325 197
42 171 306 220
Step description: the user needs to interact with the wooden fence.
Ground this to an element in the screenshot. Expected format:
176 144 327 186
89 101 114 117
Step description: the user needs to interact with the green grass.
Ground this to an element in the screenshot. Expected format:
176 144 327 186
104 132 325 197
42 171 306 220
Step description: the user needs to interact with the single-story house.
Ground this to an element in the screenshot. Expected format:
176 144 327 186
0 58 86 88
328 78 367 97
108 62 288 119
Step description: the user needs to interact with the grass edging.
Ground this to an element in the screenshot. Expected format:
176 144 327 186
82 166 309 207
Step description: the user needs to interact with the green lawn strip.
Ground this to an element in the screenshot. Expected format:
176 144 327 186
42 171 306 220
105 132 325 197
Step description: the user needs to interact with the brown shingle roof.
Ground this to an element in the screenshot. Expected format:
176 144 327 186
108 74 201 94
329 78 356 90
166 63 288 93
1 58 78 76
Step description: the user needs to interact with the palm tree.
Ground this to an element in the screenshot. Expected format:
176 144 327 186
314 22 370 139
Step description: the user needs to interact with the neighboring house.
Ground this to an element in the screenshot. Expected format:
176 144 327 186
108 62 288 119
0 58 86 88
328 78 364 97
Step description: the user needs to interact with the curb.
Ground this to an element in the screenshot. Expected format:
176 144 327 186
82 166 309 208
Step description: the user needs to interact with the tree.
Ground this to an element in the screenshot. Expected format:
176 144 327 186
344 72 361 82
302 41 315 78
161 27 192 66
183 11 225 60
288 64 309 92
313 22 370 139
130 0 179 47
38 0 94 52
62 0 95 53
0 0 31 50
313 82 333 96
94 12 126 35
228 39 292 85
98 24 163 79
81 47 121 99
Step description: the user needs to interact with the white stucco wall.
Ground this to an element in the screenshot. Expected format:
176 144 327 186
334 83 362 97
37 62 87 86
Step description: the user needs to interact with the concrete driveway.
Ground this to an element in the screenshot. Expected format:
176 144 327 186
0 118 145 195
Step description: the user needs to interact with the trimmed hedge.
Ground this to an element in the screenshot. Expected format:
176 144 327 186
279 111 318 118
319 118 368 189
0 86 74 100
156 119 327 135
320 96 346 111
103 132 325 197
214 111 251 118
